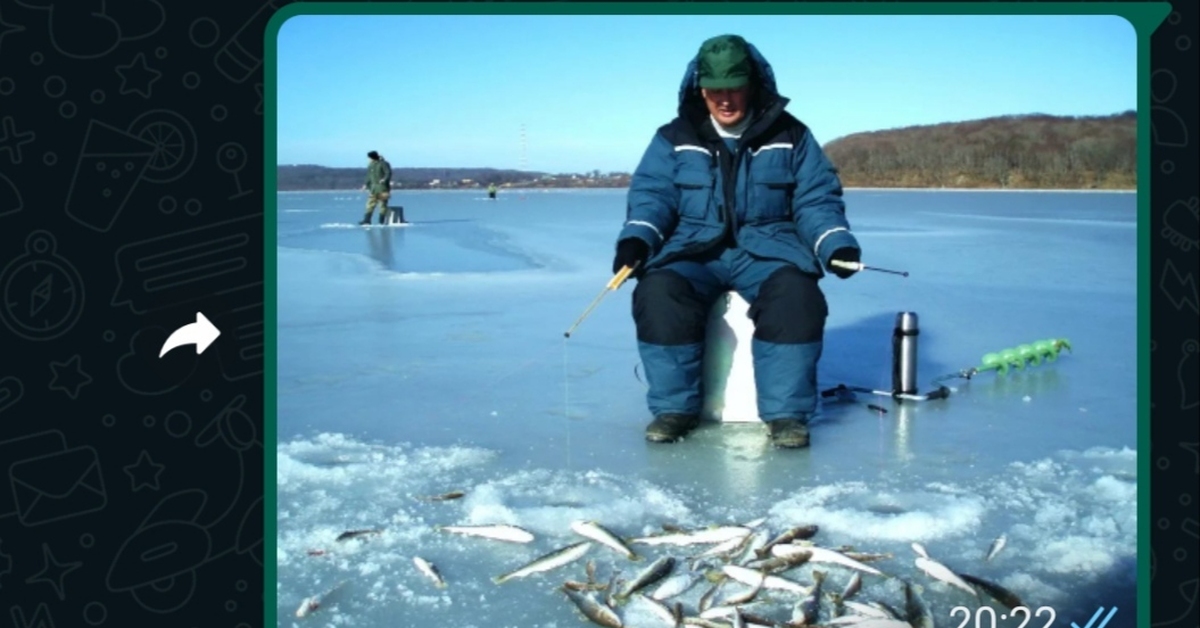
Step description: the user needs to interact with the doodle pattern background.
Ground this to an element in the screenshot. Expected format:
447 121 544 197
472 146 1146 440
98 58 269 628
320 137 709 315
0 2 1193 628
0 0 265 625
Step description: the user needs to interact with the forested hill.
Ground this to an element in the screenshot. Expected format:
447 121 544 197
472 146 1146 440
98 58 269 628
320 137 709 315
822 111 1136 189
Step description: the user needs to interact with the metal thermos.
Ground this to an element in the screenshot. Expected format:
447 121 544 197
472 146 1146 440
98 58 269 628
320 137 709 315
892 312 919 395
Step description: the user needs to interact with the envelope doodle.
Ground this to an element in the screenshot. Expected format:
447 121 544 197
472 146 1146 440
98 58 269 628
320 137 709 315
1 430 107 526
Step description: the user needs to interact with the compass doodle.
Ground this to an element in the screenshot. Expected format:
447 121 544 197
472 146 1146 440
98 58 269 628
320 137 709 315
0 231 84 341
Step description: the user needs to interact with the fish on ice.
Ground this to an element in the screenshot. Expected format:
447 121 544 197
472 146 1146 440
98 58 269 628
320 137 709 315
984 533 1007 561
617 555 676 598
562 586 624 627
493 541 592 584
770 544 885 576
412 556 446 588
572 520 641 561
439 524 535 544
631 526 752 546
913 556 976 596
721 564 811 595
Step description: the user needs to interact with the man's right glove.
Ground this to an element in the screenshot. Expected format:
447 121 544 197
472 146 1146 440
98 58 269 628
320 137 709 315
612 238 650 274
828 247 862 279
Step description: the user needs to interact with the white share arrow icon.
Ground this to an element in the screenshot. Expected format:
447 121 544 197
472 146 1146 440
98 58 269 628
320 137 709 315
159 312 221 358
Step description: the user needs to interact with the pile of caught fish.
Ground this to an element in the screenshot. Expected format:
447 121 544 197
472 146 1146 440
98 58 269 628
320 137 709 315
296 490 1021 627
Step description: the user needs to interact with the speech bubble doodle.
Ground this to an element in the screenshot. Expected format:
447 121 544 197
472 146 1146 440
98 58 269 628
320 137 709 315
112 214 260 315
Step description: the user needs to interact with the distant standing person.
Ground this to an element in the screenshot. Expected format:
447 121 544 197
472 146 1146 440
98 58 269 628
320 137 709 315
611 34 862 449
361 150 392 225
488 183 498 200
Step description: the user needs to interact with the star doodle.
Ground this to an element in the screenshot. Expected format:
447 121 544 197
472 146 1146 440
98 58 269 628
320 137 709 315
25 543 82 601
123 450 165 492
0 116 35 165
48 354 92 399
115 51 162 98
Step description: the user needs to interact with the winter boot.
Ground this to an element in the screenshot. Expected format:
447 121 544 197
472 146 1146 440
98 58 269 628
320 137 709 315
767 418 810 449
645 413 700 443
379 209 389 225
359 212 372 225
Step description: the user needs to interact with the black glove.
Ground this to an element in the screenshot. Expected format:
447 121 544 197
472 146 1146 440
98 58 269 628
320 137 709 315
828 247 862 279
612 238 650 274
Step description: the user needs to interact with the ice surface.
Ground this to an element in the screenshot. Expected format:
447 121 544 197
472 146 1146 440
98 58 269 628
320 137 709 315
275 188 1138 627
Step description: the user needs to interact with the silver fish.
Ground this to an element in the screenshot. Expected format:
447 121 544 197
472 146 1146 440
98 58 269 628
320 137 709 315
412 556 446 588
956 572 1025 610
721 565 811 595
562 586 624 628
842 551 892 563
440 524 535 544
683 616 732 628
756 524 820 557
294 579 346 618
911 542 929 558
841 572 863 601
294 596 320 618
984 534 1007 562
493 541 591 584
618 556 676 598
335 528 383 542
844 600 894 619
698 577 725 612
746 547 812 573
632 526 752 546
572 520 641 561
903 581 935 628
651 572 702 600
771 544 884 576
695 534 750 560
717 576 763 607
636 593 680 626
792 569 824 625
415 490 465 501
914 556 975 595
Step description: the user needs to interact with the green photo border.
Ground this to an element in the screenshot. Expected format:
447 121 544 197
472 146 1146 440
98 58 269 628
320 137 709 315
263 4 1170 627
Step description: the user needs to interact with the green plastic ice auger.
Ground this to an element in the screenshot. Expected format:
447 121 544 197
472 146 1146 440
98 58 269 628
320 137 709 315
976 338 1072 375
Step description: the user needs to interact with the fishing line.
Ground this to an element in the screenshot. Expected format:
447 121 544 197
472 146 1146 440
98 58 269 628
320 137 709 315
563 336 572 470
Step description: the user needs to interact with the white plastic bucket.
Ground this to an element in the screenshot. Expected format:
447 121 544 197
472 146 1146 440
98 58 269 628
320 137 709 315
701 292 761 423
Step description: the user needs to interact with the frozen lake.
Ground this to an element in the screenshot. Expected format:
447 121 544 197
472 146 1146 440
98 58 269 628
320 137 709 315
273 187 1138 628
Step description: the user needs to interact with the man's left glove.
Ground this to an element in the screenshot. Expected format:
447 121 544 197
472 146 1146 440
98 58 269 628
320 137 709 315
828 247 862 279
612 238 650 274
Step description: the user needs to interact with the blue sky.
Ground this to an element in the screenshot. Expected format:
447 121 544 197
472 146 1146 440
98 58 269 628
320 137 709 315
274 13 1136 173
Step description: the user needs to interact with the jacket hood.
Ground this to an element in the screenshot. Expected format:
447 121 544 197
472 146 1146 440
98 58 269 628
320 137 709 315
677 40 783 114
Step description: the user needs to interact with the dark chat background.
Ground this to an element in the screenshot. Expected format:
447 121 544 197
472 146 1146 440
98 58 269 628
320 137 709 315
0 1 1194 627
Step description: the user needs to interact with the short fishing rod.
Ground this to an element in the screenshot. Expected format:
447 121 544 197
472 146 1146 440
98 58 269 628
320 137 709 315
830 259 909 278
564 262 639 338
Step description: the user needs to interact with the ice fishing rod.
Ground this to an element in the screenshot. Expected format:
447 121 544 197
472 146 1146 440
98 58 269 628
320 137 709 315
564 262 639 338
830 259 909 277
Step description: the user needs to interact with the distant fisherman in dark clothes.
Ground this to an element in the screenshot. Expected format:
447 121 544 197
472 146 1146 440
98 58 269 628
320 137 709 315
488 183 498 199
612 34 863 448
361 150 393 225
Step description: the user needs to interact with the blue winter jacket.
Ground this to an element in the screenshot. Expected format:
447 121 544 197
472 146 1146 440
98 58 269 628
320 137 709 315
617 43 859 277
